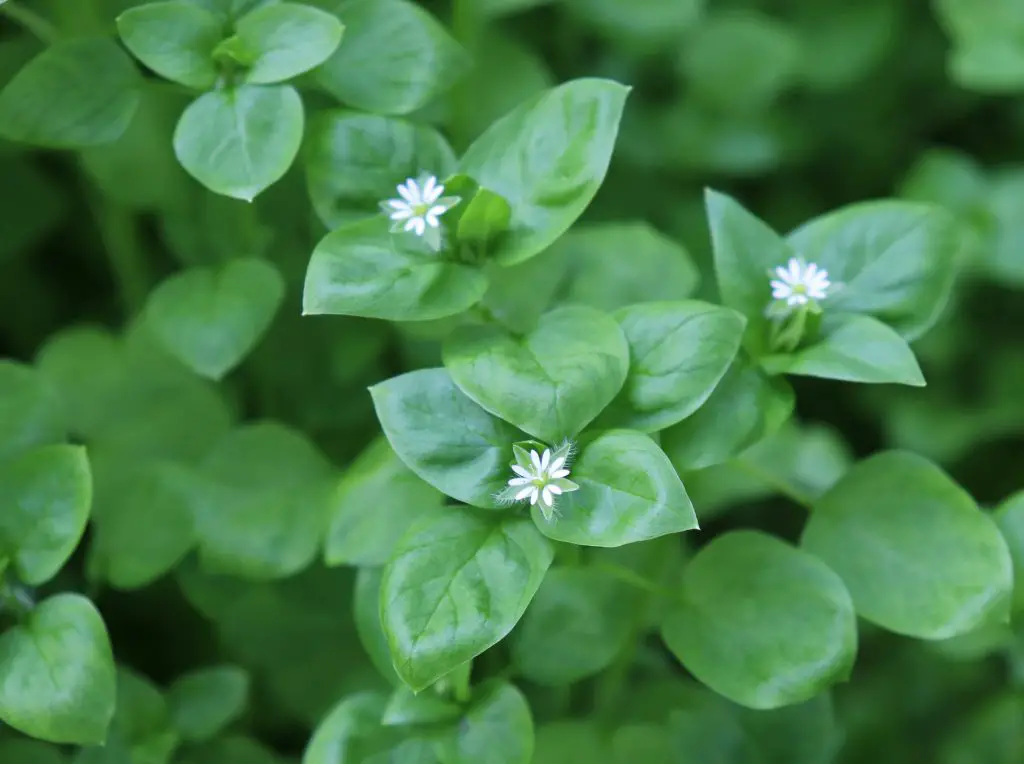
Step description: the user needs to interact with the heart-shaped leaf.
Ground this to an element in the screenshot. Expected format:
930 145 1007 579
599 301 746 432
369 368 523 508
0 594 116 744
661 531 857 710
173 84 304 201
233 2 344 84
0 445 91 585
167 665 250 743
144 258 285 380
381 509 552 690
533 430 697 546
443 306 629 443
0 360 65 461
303 217 488 321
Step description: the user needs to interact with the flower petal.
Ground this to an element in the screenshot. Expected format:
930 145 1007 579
549 456 565 474
551 469 570 479
511 464 532 478
410 217 426 236
397 180 418 204
529 488 539 505
547 484 563 496
530 450 543 472
508 476 531 486
515 486 534 501
540 449 551 471
541 486 554 507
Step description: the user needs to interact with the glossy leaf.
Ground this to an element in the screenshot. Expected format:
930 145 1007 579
324 436 446 567
661 531 857 709
0 38 141 149
117 1 222 89
303 217 488 321
459 78 630 265
0 594 116 744
443 306 630 443
144 259 285 380
369 367 523 508
381 509 552 690
173 84 304 201
303 110 456 229
434 681 534 764
0 445 91 585
533 430 697 547
761 313 926 387
314 0 468 115
599 301 745 431
234 3 344 84
168 665 250 742
803 451 1014 639
0 360 64 461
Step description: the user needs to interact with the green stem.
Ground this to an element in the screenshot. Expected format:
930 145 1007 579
0 1 59 42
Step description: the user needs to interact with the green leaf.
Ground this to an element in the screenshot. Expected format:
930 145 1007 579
740 693 843 764
189 423 337 579
370 368 523 508
995 491 1024 613
459 78 630 265
535 430 697 546
0 740 66 764
434 681 534 764
661 355 794 471
233 3 344 84
0 445 91 585
802 451 1014 639
167 665 249 742
481 247 570 334
381 686 462 726
787 200 961 340
303 110 456 230
144 259 285 380
0 38 141 149
302 692 387 764
180 736 279 764
568 0 702 45
117 1 223 90
679 10 801 113
353 567 403 686
314 0 468 115
381 509 552 690
511 566 631 685
457 187 513 246
705 188 792 348
324 436 446 567
761 313 925 387
555 221 700 312
173 84 304 202
186 0 274 19
533 722 606 764
88 460 195 590
0 360 65 461
661 531 857 710
599 301 745 432
0 594 116 745
443 306 629 443
303 217 487 321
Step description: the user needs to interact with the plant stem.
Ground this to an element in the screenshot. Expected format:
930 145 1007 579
0 1 59 42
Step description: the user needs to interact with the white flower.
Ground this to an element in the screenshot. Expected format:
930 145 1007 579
770 257 830 308
505 442 579 522
381 175 459 238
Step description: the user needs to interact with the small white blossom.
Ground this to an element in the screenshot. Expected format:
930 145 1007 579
381 175 459 242
770 257 830 308
503 441 579 521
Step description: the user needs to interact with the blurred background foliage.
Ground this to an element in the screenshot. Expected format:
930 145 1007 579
2 0 1024 762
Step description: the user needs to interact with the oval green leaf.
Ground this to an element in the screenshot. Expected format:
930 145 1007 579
787 200 960 340
434 680 534 764
761 313 925 387
313 0 468 115
303 217 488 321
303 110 456 230
369 368 523 508
173 84 304 201
144 258 285 380
0 38 141 149
0 444 91 585
443 305 630 443
0 594 116 744
459 78 630 265
995 491 1024 613
0 360 65 461
235 2 344 84
117 1 223 90
534 430 697 546
802 451 1014 639
168 665 250 742
381 509 552 690
661 531 857 710
599 301 746 432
